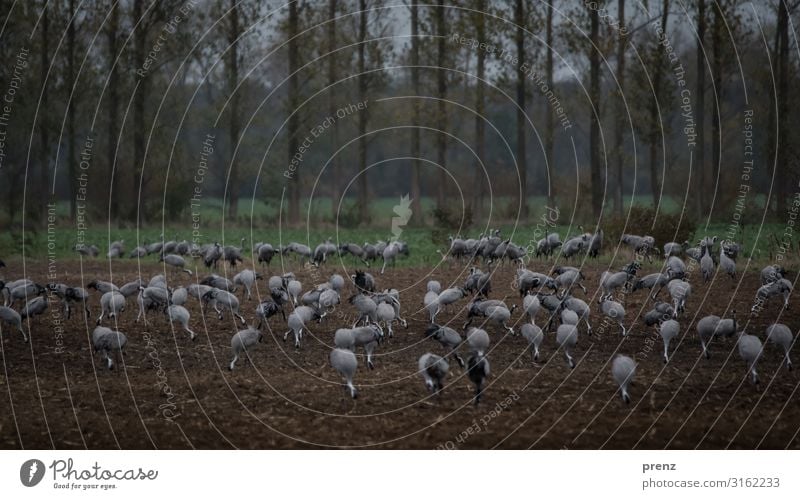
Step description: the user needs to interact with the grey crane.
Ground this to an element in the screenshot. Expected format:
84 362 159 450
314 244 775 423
233 269 259 301
425 324 465 367
521 323 544 362
760 265 785 285
167 305 197 341
766 323 794 371
658 319 680 363
600 298 627 336
611 355 636 404
97 291 126 325
229 328 263 370
255 242 276 267
556 324 578 369
330 348 358 399
283 305 320 348
202 288 246 325
0 306 26 342
92 326 127 370
752 278 792 312
696 315 721 359
160 253 192 275
667 279 691 318
419 353 449 394
467 353 490 406
255 299 282 330
21 296 48 320
737 329 763 385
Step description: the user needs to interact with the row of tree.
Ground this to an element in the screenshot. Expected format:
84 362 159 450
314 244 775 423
0 1 797 229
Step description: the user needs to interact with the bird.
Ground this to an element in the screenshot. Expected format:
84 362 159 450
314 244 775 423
255 299 282 330
522 294 540 325
466 327 490 356
667 279 691 318
696 315 721 359
20 296 48 320
766 323 793 371
737 329 763 385
556 324 578 369
334 325 383 369
166 305 197 341
229 327 263 370
611 355 636 404
418 353 449 394
658 319 679 363
425 324 465 368
467 353 490 406
700 245 715 283
0 306 26 342
437 287 467 314
92 326 127 370
330 348 358 399
233 269 259 301
521 323 543 362
719 243 736 279
160 254 193 275
283 306 320 349
286 279 302 306
600 298 626 336
376 302 398 338
97 291 126 325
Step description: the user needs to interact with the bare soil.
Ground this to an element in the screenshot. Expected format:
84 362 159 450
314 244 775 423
1 259 798 449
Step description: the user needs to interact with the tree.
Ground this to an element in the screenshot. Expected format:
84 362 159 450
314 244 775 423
357 0 369 221
775 0 789 215
649 0 669 206
588 2 603 218
544 0 555 209
287 0 300 224
106 2 121 221
409 1 422 222
226 0 242 220
472 0 488 219
435 0 448 210
612 0 626 215
695 0 706 216
66 0 78 220
328 0 341 219
38 0 50 225
514 0 528 218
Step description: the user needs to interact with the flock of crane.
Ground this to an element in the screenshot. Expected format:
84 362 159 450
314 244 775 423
0 227 796 407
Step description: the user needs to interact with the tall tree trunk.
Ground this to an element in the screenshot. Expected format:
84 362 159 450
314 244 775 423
473 0 486 220
107 4 120 221
328 0 341 218
357 0 369 222
227 0 241 220
435 0 447 209
589 4 602 217
39 1 50 225
695 0 706 216
132 0 146 224
613 0 626 216
67 0 77 220
410 2 422 223
287 0 300 225
710 0 722 216
649 0 669 206
545 0 555 208
515 0 528 217
776 0 788 215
